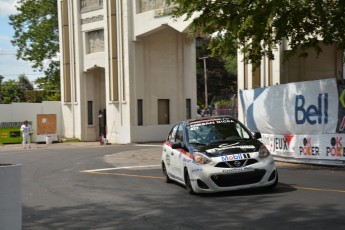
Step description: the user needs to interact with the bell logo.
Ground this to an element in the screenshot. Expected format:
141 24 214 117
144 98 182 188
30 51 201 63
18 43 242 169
295 94 328 125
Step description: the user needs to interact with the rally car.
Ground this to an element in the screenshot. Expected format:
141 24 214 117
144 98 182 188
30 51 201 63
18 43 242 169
161 116 278 194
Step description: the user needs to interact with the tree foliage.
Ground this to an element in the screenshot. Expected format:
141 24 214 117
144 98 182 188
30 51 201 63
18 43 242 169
168 0 345 67
196 37 237 108
1 75 32 103
9 0 60 96
34 60 61 99
0 74 58 103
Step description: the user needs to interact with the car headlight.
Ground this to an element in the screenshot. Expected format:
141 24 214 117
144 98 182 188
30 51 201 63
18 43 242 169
258 144 270 158
194 152 212 164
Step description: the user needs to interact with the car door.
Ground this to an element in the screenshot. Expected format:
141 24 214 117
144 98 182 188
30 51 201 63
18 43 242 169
171 124 185 181
163 124 180 179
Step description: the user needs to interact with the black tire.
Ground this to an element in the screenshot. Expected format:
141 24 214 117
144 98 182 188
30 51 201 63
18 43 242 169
184 169 196 195
162 162 172 183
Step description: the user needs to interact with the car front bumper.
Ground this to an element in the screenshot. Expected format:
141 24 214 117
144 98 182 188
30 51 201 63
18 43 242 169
189 157 277 193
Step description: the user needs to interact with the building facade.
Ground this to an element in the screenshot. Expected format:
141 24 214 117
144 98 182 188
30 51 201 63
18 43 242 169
58 0 196 143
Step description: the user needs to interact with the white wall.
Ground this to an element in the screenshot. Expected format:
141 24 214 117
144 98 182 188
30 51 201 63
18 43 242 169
0 102 62 142
131 125 173 143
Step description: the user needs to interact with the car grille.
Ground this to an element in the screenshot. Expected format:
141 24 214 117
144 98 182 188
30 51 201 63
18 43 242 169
215 159 258 168
211 169 266 187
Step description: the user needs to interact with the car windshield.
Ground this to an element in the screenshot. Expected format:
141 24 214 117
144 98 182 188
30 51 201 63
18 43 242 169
186 118 252 145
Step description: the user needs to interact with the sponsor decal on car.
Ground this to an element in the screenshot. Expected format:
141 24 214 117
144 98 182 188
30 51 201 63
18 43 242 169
220 153 251 162
166 154 170 166
191 168 203 173
222 167 253 173
183 158 192 163
172 166 182 174
189 117 234 130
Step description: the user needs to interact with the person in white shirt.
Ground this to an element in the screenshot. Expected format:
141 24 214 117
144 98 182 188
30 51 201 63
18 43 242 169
20 120 32 149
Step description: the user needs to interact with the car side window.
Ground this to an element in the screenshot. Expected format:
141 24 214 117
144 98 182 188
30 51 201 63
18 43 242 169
175 124 184 143
168 124 179 142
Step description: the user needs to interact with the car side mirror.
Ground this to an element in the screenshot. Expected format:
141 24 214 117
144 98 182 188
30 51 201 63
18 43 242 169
253 132 262 139
171 142 183 149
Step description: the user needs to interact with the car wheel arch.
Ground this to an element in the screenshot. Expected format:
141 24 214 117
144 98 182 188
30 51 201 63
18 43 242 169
162 161 172 183
268 173 279 189
184 167 196 194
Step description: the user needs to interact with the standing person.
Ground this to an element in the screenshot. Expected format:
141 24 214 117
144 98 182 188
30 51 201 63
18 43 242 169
20 120 32 149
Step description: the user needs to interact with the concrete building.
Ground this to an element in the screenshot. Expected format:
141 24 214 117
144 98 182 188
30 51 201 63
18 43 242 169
237 39 344 122
58 0 196 143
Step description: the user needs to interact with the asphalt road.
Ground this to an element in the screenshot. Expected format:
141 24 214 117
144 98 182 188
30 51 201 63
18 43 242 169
1 142 345 230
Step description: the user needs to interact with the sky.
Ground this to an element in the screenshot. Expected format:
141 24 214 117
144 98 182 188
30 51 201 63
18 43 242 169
0 0 43 83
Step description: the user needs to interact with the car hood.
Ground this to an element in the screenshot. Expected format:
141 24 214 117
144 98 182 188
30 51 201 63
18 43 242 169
192 139 263 158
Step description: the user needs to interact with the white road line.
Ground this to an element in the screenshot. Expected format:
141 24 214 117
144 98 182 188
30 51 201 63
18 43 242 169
81 164 161 173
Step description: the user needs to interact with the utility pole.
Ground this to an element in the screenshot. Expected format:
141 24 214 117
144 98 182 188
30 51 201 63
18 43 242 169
199 57 208 110
0 75 4 104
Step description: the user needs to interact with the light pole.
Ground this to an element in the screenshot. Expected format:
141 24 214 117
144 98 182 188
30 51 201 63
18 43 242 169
199 57 208 110
0 75 4 104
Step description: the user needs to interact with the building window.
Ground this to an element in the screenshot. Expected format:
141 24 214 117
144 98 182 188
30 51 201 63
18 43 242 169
87 101 93 125
186 99 191 119
158 99 169 125
138 99 143 126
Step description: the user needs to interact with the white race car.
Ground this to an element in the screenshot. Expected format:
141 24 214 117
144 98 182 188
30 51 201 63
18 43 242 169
161 116 278 194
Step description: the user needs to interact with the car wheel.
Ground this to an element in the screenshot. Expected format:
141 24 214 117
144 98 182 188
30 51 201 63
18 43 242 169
162 162 172 183
184 169 196 195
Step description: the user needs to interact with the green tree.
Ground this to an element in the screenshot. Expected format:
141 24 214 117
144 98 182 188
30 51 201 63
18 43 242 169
9 0 60 97
169 0 345 67
0 75 54 103
223 55 237 76
1 75 34 103
34 61 61 101
17 74 34 101
1 80 21 104
18 74 34 90
196 36 237 108
25 90 53 103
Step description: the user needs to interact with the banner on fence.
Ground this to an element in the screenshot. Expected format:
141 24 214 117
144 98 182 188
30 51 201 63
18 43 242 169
240 78 339 135
261 133 345 161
